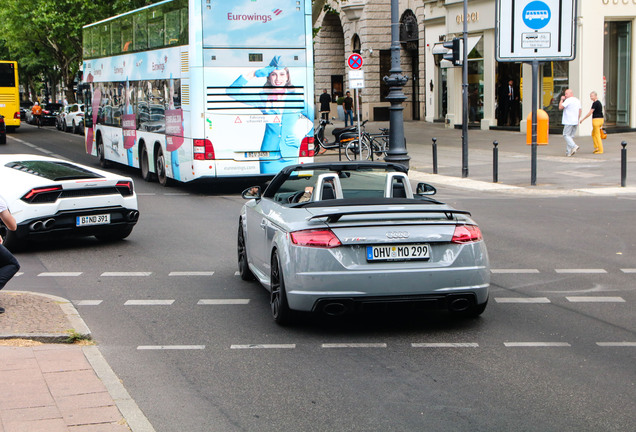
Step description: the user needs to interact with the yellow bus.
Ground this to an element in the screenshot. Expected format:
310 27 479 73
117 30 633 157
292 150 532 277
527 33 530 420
0 61 20 131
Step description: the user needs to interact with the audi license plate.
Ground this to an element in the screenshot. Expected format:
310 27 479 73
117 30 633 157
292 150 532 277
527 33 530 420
245 151 269 159
76 214 110 226
367 244 430 261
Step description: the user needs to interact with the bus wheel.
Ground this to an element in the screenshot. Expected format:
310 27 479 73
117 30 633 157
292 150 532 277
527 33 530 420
140 145 155 182
97 135 110 168
155 147 169 187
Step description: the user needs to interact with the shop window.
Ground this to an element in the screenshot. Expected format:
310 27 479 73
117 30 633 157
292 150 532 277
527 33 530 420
467 36 483 124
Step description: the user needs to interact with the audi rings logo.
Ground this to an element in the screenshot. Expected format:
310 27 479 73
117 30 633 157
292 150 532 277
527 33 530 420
386 231 410 239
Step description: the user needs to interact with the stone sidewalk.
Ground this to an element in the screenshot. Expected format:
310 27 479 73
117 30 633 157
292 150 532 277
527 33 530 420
0 291 154 432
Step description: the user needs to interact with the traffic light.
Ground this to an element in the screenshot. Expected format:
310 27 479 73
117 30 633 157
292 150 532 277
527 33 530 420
443 38 462 66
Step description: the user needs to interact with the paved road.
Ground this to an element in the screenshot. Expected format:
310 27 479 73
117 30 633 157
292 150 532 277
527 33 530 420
1 124 635 431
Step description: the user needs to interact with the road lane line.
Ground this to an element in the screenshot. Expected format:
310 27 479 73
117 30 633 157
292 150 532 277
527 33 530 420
491 269 540 274
495 297 551 303
124 300 175 306
566 296 625 303
412 343 479 348
137 345 205 350
321 343 387 348
555 269 607 274
101 272 152 277
230 344 296 349
620 269 636 273
14 272 23 277
74 300 103 306
197 299 250 305
596 342 636 347
169 271 215 276
504 342 571 347
38 272 83 277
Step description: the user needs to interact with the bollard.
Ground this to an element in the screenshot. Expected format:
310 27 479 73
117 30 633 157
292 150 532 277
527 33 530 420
493 141 499 183
432 137 438 174
621 141 627 187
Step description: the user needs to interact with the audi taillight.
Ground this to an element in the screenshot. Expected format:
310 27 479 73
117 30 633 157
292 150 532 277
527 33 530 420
21 185 63 203
300 136 314 157
194 139 215 160
290 229 341 248
451 225 483 244
116 180 134 196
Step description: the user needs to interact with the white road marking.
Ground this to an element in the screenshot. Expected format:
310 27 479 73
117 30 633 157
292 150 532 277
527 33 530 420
14 272 23 277
234 271 240 276
504 342 571 347
555 269 607 274
74 300 103 306
495 297 551 303
137 193 157 196
230 344 296 349
163 193 190 196
596 342 636 347
321 343 387 349
491 269 540 274
137 345 205 350
412 343 479 348
566 296 625 303
101 272 152 277
38 272 83 277
621 269 636 273
124 300 175 306
170 271 215 276
197 299 250 305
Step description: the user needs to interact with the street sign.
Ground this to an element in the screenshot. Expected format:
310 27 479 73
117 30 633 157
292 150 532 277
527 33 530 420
347 53 364 70
496 0 577 62
348 70 365 89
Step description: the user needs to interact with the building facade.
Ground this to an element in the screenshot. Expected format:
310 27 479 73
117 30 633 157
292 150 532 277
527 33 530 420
314 0 636 135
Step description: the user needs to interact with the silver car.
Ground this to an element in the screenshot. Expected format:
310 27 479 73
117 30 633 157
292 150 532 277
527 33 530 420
238 162 489 324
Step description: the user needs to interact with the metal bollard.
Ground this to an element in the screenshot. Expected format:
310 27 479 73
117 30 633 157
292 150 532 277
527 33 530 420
621 141 627 187
432 137 438 174
493 141 499 183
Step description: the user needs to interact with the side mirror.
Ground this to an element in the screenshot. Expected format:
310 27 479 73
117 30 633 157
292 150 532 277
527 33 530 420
416 182 436 196
242 186 261 200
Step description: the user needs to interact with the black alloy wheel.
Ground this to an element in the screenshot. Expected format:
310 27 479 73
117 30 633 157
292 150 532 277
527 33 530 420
270 251 293 325
237 223 255 281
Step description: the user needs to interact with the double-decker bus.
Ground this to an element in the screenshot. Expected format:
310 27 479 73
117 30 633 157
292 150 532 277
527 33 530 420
0 61 20 131
82 0 314 186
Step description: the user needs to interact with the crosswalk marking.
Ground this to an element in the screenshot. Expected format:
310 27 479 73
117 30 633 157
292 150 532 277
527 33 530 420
555 269 607 274
504 342 571 347
495 297 551 303
101 272 152 277
124 300 175 306
321 343 387 348
197 299 250 305
566 296 625 303
230 344 296 349
38 272 82 277
412 343 479 348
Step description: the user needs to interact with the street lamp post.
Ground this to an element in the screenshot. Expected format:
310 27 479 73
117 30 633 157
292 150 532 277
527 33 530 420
383 0 411 170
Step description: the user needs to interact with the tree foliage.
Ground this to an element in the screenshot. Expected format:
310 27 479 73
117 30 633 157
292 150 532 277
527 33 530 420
0 0 157 103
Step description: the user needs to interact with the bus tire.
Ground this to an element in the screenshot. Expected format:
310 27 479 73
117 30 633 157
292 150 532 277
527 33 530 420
140 144 155 182
155 146 170 187
96 135 110 168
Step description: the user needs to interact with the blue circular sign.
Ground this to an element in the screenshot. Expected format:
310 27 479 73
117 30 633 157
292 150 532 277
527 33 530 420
522 1 551 30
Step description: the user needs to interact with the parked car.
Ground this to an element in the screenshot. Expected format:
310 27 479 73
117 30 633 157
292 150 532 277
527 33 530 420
238 162 490 324
41 103 64 126
0 115 6 144
56 105 71 130
19 101 33 124
64 103 85 134
0 154 140 251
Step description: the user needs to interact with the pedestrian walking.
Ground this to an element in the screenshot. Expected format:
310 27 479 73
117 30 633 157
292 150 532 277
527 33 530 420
343 91 354 127
0 194 20 314
559 89 582 156
319 89 331 121
579 91 604 154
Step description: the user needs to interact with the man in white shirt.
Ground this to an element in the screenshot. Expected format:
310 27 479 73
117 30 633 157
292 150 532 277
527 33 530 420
559 89 582 156
0 194 20 313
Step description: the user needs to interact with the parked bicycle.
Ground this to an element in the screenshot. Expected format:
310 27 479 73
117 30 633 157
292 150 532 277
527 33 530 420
313 119 371 161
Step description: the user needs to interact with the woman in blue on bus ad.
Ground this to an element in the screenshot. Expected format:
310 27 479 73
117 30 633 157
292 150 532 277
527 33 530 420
228 55 311 174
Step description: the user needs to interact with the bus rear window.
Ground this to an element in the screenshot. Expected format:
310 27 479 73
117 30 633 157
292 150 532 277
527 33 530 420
0 63 16 87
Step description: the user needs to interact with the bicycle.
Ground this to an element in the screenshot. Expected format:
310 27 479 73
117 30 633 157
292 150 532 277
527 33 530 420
349 124 390 161
313 119 371 161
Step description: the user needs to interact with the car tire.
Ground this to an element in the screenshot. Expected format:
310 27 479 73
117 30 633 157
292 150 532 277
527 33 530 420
270 250 293 325
96 135 110 168
155 147 170 187
237 223 255 281
0 134 5 145
72 121 78 134
79 121 84 135
95 225 134 242
140 145 155 182
63 120 69 132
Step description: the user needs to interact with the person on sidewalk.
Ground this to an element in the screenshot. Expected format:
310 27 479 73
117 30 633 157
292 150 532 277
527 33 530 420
343 91 354 127
319 89 331 121
579 91 604 154
559 89 582 156
0 194 20 314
